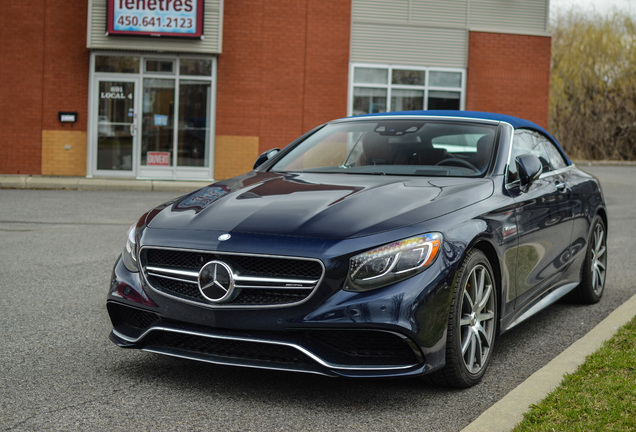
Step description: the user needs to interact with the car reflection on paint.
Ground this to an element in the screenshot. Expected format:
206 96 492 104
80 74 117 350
106 110 607 387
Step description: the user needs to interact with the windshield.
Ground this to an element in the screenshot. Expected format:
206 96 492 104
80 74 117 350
270 119 498 177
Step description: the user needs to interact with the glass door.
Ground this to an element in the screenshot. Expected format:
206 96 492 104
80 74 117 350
95 79 138 173
140 78 175 174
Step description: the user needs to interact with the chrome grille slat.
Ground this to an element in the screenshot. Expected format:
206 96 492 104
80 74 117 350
147 266 198 280
140 247 324 308
234 284 313 290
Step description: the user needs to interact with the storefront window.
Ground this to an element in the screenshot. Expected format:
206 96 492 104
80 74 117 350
428 90 461 110
351 64 464 115
429 71 462 88
178 81 211 167
180 58 213 76
354 67 388 85
95 56 139 73
92 54 215 179
352 87 387 115
145 59 175 74
391 89 425 111
392 69 425 85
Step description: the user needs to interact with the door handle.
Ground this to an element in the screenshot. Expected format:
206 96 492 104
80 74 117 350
555 182 567 192
130 123 136 136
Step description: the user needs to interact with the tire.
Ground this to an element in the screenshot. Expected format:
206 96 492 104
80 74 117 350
429 249 497 388
574 215 607 304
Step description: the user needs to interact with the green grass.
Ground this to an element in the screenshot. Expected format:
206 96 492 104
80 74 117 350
513 316 636 431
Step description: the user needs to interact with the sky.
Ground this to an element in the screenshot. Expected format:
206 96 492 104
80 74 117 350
550 0 636 17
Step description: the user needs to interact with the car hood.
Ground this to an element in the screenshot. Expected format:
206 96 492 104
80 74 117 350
147 172 493 239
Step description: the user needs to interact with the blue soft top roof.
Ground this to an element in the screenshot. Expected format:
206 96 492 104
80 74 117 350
360 109 544 132
355 110 570 164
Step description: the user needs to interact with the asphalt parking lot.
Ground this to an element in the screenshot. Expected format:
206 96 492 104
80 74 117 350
1 165 634 431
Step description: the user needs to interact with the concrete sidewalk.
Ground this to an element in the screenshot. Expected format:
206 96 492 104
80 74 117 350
0 175 209 193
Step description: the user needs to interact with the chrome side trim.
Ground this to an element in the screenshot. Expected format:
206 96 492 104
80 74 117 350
112 326 420 373
505 282 579 330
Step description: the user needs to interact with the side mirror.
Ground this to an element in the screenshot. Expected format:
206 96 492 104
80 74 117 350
253 148 280 169
515 154 543 192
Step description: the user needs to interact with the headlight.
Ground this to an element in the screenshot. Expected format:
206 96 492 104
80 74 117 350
122 223 139 273
345 233 442 292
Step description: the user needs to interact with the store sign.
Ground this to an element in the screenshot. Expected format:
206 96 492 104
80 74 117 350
107 0 204 38
147 152 171 166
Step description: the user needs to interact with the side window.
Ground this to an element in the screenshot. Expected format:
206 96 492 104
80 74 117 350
538 135 568 171
508 129 556 182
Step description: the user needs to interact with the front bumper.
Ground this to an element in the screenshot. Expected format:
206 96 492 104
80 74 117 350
107 248 454 378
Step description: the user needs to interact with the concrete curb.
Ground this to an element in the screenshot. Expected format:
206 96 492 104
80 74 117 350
573 160 636 167
1 161 633 192
461 293 636 432
0 175 209 193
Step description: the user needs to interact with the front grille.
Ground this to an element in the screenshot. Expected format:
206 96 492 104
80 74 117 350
142 330 315 366
140 247 324 308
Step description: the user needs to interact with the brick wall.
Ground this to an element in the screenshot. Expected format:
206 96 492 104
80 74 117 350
466 31 551 128
0 1 46 174
0 0 89 175
215 0 351 178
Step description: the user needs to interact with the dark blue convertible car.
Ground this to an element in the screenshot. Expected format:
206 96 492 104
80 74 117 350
107 111 607 387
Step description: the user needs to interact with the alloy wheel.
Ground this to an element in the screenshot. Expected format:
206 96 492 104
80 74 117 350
459 264 496 374
590 222 607 296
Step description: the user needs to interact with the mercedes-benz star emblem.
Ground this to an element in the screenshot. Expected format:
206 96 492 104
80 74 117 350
198 261 237 303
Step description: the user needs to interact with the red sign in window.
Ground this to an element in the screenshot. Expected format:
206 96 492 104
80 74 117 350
147 152 171 166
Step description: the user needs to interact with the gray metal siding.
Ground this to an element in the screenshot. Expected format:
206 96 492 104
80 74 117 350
410 0 469 28
351 0 548 67
350 23 467 68
469 0 548 34
87 0 223 53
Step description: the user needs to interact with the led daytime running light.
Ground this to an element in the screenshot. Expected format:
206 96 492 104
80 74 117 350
122 223 139 273
347 233 442 292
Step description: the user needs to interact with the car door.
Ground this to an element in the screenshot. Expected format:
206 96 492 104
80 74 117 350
506 129 575 307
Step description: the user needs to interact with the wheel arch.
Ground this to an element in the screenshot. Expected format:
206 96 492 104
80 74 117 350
466 238 503 333
595 207 608 233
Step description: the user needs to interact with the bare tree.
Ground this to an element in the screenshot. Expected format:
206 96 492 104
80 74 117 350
550 10 635 160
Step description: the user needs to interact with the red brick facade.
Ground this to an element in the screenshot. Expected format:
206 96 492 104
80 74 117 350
0 0 89 175
217 0 351 153
0 2 551 177
466 31 551 129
